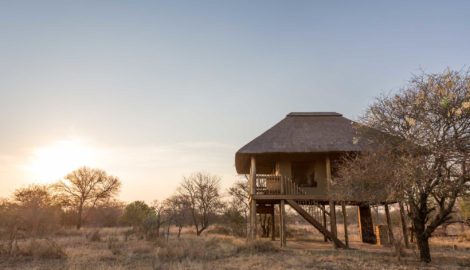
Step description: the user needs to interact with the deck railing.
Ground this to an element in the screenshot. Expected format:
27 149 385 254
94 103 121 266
255 174 329 215
254 174 309 195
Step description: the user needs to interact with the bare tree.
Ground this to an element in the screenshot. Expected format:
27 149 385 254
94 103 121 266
332 146 403 202
227 179 250 236
54 167 121 229
151 200 166 238
178 172 222 236
336 70 470 262
163 194 190 240
13 184 61 237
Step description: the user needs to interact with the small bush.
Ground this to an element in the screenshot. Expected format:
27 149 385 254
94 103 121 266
459 231 470 242
21 239 67 259
0 242 7 256
131 243 153 255
154 237 237 262
287 226 311 239
107 236 123 255
88 230 101 242
238 239 279 253
207 225 232 236
54 228 84 237
123 228 133 241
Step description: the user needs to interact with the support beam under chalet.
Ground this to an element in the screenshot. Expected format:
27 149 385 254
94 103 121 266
384 203 395 245
341 202 349 248
399 202 410 248
280 200 286 247
358 205 376 244
271 206 275 241
249 156 257 240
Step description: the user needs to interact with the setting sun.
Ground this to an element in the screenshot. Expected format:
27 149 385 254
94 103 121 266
24 139 97 183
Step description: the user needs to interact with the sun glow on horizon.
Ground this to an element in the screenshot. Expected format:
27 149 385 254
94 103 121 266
25 139 98 184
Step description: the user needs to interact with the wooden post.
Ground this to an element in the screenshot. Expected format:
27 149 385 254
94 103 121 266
358 205 376 244
326 155 337 248
249 156 257 240
384 203 395 245
280 200 286 247
322 209 328 242
405 203 414 243
398 202 409 248
271 206 275 241
341 202 349 248
329 201 338 248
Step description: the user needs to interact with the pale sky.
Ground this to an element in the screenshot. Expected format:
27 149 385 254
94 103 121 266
1 1 469 202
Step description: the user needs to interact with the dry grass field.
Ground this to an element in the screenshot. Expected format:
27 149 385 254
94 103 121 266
1 225 469 270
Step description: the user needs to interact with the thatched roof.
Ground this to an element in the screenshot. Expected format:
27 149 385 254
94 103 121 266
235 112 371 173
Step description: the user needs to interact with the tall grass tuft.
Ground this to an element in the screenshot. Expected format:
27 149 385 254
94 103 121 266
21 239 67 259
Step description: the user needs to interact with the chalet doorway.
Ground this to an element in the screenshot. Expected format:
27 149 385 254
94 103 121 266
291 162 317 188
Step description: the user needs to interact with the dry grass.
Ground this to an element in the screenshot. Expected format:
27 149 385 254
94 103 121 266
17 239 67 259
0 225 468 270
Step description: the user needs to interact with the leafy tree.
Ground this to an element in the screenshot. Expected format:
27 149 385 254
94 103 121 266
54 167 121 229
121 201 153 228
178 172 223 236
335 70 470 262
121 200 163 239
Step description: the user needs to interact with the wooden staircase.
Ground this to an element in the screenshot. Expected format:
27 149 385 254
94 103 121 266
287 199 346 248
255 174 346 248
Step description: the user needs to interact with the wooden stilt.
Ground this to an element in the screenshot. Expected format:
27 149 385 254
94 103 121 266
384 203 395 245
329 201 338 248
325 155 337 247
358 205 376 244
341 202 349 248
398 202 409 248
278 203 283 246
322 209 327 242
250 200 256 239
271 206 275 241
249 156 257 240
405 203 414 243
280 200 286 247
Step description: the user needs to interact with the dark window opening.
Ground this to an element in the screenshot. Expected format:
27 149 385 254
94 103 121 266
292 162 317 188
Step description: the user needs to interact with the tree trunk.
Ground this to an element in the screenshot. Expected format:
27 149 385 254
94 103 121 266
411 196 432 263
416 232 431 263
166 222 171 241
178 225 182 238
156 223 160 238
197 226 206 236
76 204 83 230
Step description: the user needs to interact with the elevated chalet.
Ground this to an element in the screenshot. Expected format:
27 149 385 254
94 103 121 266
235 112 409 248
